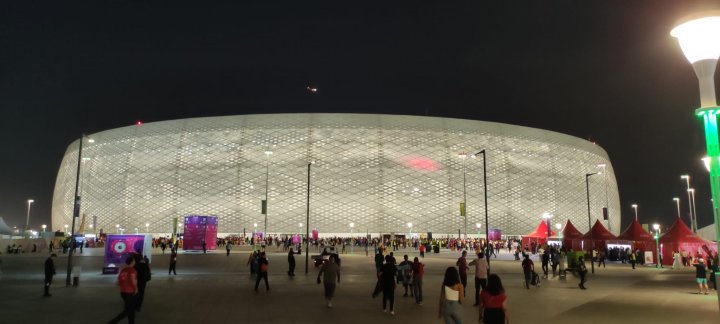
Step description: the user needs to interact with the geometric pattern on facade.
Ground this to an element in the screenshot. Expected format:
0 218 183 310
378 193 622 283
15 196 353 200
51 114 620 236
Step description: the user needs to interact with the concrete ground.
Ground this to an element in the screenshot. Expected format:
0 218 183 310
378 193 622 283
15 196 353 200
0 247 718 323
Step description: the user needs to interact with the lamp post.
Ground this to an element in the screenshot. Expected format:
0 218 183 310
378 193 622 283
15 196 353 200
598 163 610 231
673 197 681 219
689 188 698 232
471 150 490 269
305 161 314 275
476 223 481 241
671 14 720 310
586 172 599 274
631 204 638 220
680 175 697 232
263 150 272 239
41 224 46 233
350 222 355 254
64 224 68 233
458 152 468 239
25 199 34 231
145 223 149 234
542 213 553 245
653 224 661 269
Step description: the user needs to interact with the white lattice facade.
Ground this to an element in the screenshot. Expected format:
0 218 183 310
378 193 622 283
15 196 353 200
51 114 620 237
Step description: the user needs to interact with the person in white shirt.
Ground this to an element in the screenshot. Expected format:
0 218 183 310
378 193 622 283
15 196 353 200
469 251 489 307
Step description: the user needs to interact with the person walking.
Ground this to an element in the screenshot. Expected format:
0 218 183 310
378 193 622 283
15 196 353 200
411 257 424 305
374 250 384 274
708 257 718 291
629 249 637 269
226 241 233 256
254 252 270 292
379 254 397 315
43 254 57 297
287 247 301 276
168 248 177 275
108 256 138 324
455 250 469 296
479 274 508 324
694 258 709 295
469 251 489 306
398 255 413 297
521 254 534 289
597 250 606 268
202 240 207 254
317 254 340 307
550 248 559 277
541 249 550 278
577 256 588 289
438 266 464 324
672 251 682 269
133 254 151 312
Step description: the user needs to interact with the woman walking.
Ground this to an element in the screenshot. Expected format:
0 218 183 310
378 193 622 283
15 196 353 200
479 274 509 324
380 254 398 315
438 267 464 324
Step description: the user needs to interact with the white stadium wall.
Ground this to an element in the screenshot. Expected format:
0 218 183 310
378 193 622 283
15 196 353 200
51 114 620 237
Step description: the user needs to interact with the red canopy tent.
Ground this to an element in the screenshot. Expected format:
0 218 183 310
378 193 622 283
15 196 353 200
614 218 655 251
580 220 617 251
560 220 584 251
521 220 555 248
659 217 717 266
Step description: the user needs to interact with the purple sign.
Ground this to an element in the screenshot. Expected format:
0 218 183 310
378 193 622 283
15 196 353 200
292 234 301 245
488 229 502 241
104 234 146 274
312 229 318 240
183 216 218 251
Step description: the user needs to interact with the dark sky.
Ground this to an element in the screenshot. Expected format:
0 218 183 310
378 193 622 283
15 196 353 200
1 1 719 232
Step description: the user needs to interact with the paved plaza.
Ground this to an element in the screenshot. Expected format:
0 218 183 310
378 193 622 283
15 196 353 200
0 247 718 323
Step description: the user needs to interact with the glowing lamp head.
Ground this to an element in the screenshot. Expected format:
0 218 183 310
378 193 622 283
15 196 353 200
407 222 413 228
555 223 562 230
653 223 660 231
28 199 34 204
87 138 95 143
349 222 354 228
476 223 481 229
671 16 720 63
299 222 303 227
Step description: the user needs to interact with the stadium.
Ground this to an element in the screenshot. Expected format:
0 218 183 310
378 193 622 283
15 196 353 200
51 114 620 238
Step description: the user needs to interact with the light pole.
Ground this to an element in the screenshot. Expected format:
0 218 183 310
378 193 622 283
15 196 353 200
598 163 610 231
145 223 150 234
542 213 553 241
116 224 120 234
476 223 481 240
66 135 93 286
64 224 68 233
653 223 661 269
305 161 314 275
458 152 468 239
631 204 638 220
680 175 696 232
472 150 489 270
350 222 355 254
671 14 720 311
673 197 681 219
586 172 599 274
689 188 698 232
263 150 272 239
41 224 46 233
25 199 34 231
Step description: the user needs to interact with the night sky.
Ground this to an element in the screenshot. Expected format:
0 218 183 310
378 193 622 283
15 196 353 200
1 1 719 233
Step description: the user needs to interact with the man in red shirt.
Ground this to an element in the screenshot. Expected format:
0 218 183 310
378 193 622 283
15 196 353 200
109 256 138 324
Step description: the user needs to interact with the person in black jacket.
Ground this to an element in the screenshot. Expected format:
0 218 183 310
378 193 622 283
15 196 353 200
44 254 57 297
133 253 151 311
287 247 301 276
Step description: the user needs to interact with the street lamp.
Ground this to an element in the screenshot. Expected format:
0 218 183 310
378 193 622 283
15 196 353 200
471 149 489 269
350 222 355 254
25 199 34 231
542 212 553 240
681 175 697 232
305 161 315 275
116 224 120 233
64 224 68 233
458 152 468 239
673 197 681 219
653 224 661 269
263 150 272 239
145 223 149 233
41 224 46 233
688 188 698 232
672 14 720 310
631 204 638 220
586 172 599 274
597 163 610 231
476 223 481 240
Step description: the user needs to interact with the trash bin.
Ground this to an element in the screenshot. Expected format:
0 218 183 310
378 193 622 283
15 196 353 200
72 266 81 287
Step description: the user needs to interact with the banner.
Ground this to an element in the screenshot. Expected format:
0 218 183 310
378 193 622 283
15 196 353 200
104 234 151 274
292 234 301 245
312 228 318 240
488 228 502 240
183 215 218 251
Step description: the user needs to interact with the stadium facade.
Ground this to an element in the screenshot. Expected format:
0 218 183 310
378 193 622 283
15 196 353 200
51 114 620 237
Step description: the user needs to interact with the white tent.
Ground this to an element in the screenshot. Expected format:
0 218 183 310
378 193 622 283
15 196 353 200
697 223 717 241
